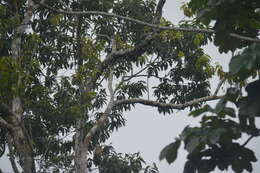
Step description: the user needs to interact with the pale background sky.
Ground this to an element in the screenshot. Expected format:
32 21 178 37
0 1 259 173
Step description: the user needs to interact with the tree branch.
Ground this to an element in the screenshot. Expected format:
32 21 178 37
242 135 255 147
84 71 115 145
98 33 156 73
83 38 117 145
33 0 260 43
115 95 223 110
120 55 160 83
96 0 166 78
82 94 222 144
153 0 166 24
214 78 226 95
6 134 20 173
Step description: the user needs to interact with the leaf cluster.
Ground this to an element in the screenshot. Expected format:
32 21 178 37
93 146 159 173
188 0 260 53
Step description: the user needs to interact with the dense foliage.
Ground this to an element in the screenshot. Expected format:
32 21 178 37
0 0 259 173
159 0 260 173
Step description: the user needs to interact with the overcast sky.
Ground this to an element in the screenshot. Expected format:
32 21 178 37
0 1 259 173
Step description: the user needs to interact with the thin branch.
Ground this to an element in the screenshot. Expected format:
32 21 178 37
123 74 164 81
214 78 226 95
121 55 160 82
115 95 223 110
116 55 160 92
33 0 260 43
122 67 148 82
242 135 254 147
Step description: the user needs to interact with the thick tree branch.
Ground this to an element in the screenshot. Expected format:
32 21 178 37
153 0 166 24
115 95 223 110
7 1 37 172
84 71 115 145
83 95 222 145
34 0 260 43
98 34 156 75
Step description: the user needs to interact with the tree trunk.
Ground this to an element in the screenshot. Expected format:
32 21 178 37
75 119 89 173
9 98 35 173
73 6 90 171
10 123 35 173
8 1 36 172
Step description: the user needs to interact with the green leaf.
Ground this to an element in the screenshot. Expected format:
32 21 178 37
231 159 244 173
198 159 216 173
185 137 200 153
184 161 196 173
244 162 253 172
221 107 236 118
229 43 260 80
159 139 181 164
239 96 260 117
241 148 258 162
189 105 213 117
226 87 240 102
214 97 227 113
208 128 226 144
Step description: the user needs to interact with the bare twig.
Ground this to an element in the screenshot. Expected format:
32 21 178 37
122 67 148 82
242 135 254 147
214 78 226 95
115 95 223 110
33 0 260 43
123 55 160 81
123 74 164 81
116 55 160 92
